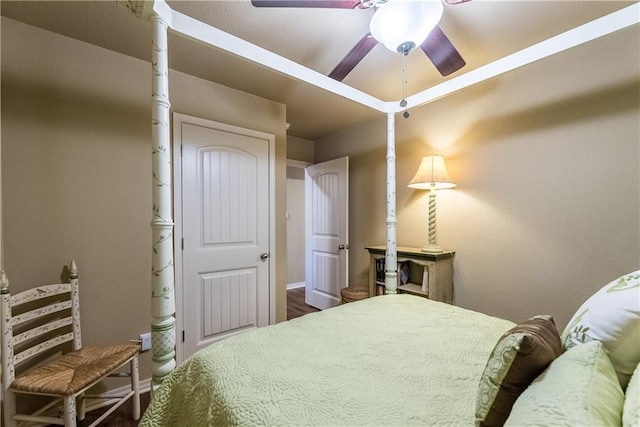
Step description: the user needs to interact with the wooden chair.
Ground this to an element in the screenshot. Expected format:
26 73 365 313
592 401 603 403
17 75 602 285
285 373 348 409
1 261 140 427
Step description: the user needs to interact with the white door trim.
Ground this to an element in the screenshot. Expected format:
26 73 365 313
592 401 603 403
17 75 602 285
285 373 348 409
173 112 276 363
286 159 312 169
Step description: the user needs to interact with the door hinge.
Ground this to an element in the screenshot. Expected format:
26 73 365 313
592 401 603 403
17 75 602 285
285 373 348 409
181 238 184 250
180 144 183 157
182 330 185 343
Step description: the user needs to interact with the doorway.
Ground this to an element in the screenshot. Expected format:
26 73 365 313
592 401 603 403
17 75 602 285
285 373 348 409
286 160 310 291
286 157 350 313
304 157 349 310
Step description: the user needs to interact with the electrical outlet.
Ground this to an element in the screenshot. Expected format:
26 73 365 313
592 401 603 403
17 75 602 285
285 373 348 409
140 332 152 351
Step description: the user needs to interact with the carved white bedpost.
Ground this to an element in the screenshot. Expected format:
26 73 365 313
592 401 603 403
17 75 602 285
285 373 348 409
385 112 398 294
150 13 176 386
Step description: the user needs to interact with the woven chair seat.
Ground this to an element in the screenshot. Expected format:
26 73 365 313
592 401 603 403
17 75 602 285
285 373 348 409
11 344 139 396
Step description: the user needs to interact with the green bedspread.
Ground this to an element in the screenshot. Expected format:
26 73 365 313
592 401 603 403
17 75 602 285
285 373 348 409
140 295 514 426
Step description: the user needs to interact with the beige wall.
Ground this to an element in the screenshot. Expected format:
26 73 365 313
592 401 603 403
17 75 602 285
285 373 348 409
287 135 315 163
0 15 3 271
316 26 640 329
1 17 287 385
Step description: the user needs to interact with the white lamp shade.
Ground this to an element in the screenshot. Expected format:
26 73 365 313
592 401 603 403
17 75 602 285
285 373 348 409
370 0 444 53
408 155 456 190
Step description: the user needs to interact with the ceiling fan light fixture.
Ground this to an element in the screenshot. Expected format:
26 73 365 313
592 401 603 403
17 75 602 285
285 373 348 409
370 0 444 54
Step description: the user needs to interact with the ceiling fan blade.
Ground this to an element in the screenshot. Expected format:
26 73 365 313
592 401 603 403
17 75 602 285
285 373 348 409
251 0 361 8
442 0 471 4
328 33 378 81
420 25 466 76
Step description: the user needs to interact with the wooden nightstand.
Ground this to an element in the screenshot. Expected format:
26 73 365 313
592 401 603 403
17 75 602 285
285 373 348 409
365 246 454 303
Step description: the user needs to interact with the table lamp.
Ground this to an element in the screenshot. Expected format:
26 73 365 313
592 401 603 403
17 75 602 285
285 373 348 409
408 155 456 253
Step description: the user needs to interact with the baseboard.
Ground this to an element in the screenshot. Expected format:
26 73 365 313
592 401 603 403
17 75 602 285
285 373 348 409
82 377 152 413
286 281 305 290
99 377 153 397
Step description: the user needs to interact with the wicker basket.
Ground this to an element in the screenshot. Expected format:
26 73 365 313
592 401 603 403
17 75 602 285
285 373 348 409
340 285 369 304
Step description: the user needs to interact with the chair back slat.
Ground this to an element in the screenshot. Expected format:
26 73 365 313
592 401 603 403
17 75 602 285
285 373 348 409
1 260 140 427
13 332 75 365
11 283 71 306
13 317 74 346
12 301 73 327
1 262 81 386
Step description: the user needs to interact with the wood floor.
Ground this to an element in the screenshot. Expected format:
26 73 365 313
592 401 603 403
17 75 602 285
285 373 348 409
76 288 317 426
287 286 320 320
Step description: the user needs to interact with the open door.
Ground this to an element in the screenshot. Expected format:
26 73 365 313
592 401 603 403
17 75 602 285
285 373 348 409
304 157 349 310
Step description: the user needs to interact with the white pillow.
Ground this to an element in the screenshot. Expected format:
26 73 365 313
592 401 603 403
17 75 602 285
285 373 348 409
623 362 640 427
562 270 640 388
505 341 624 426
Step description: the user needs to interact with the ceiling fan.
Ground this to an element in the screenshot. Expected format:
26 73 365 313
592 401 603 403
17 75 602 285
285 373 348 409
251 0 468 82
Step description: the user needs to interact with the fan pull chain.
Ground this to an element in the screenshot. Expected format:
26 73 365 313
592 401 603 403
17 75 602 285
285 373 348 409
400 53 409 119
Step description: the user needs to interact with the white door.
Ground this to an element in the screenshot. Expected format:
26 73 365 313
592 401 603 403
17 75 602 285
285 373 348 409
175 114 273 360
305 157 349 309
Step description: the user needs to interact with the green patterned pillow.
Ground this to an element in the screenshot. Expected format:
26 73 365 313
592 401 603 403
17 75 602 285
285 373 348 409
475 315 562 427
505 341 624 426
623 362 640 427
562 270 640 389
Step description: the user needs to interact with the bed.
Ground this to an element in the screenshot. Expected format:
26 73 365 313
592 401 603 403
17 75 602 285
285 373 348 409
138 0 640 391
141 295 513 426
139 270 640 427
133 3 638 424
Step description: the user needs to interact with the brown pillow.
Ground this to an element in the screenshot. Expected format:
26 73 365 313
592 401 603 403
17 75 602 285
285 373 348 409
475 315 562 427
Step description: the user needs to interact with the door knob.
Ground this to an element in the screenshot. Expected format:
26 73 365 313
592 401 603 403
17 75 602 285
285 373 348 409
260 252 269 261
338 244 349 251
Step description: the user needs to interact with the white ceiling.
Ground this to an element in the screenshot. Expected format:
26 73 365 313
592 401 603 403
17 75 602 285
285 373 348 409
1 0 636 140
